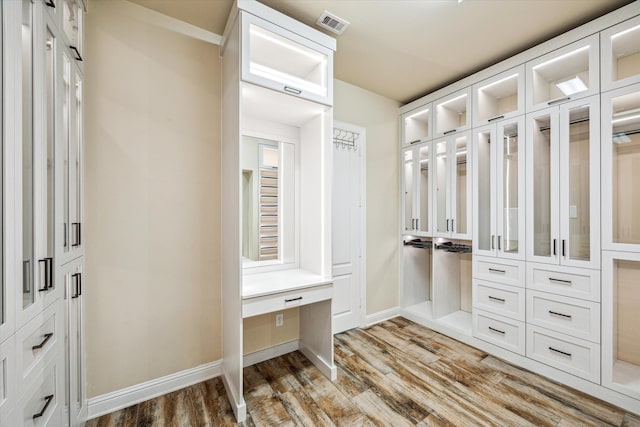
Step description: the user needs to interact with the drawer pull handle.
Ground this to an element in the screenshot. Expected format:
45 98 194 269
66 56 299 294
444 129 457 135
409 139 421 145
285 296 303 303
547 96 570 106
548 347 572 358
488 326 505 335
32 333 54 350
548 277 572 284
488 296 506 303
32 394 54 419
70 45 83 62
488 268 506 274
487 115 505 123
549 310 572 319
284 86 302 95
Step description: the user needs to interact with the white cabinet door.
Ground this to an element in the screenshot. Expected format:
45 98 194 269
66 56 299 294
601 15 640 92
601 83 640 252
472 65 525 128
434 131 472 239
241 12 334 106
526 96 599 269
401 105 432 147
402 142 432 236
526 34 599 112
473 117 525 259
434 88 471 138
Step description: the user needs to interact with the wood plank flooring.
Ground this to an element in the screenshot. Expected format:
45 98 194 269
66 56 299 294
87 318 640 426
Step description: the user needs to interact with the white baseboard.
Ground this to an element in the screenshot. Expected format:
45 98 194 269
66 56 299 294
299 343 337 381
365 306 400 327
243 340 299 367
87 359 222 420
221 369 247 423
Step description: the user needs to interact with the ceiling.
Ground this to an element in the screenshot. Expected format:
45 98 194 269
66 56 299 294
127 0 635 104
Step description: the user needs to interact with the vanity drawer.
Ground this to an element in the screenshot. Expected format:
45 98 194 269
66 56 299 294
19 359 62 427
473 311 525 356
526 290 600 343
527 263 600 302
243 284 333 318
473 280 525 321
527 325 600 383
16 303 63 394
473 257 525 288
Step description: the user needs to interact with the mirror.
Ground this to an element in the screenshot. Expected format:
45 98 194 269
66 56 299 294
242 136 296 267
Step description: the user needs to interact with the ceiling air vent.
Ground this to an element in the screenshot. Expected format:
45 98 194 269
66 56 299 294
316 11 350 35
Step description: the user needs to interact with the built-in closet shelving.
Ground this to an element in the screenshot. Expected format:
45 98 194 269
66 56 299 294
220 1 336 422
399 2 640 415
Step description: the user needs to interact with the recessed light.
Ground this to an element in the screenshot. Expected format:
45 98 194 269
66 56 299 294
555 76 588 96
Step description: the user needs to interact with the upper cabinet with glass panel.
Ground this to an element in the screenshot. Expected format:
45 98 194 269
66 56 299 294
241 12 335 105
62 0 84 65
526 35 599 112
602 16 640 92
402 104 432 146
434 87 471 138
473 66 525 127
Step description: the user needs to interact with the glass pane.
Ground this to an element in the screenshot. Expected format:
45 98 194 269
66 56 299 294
567 106 591 261
22 0 34 308
435 140 448 233
403 150 413 232
502 123 520 254
532 45 590 105
455 135 468 235
0 1 3 324
436 94 467 134
613 259 640 366
476 130 492 250
404 108 430 144
611 22 640 82
46 30 55 264
62 56 70 252
248 23 328 97
71 74 82 247
418 145 429 233
532 115 552 257
611 89 640 244
476 73 519 122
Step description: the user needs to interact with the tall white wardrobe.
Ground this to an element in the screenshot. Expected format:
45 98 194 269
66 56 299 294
1 0 87 426
220 1 337 422
399 1 640 415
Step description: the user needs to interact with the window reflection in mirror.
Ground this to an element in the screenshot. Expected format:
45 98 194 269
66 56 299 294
242 136 295 268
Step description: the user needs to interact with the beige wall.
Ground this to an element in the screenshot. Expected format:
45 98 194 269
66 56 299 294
334 80 401 315
84 0 221 398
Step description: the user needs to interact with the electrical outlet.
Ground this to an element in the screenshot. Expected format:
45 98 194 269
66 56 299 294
275 313 284 327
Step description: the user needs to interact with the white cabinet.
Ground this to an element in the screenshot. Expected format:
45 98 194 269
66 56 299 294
472 116 525 259
602 251 640 400
401 104 432 146
434 88 471 138
526 35 599 112
472 66 525 127
62 0 83 68
601 15 640 92
402 143 432 236
241 11 334 105
526 96 600 269
601 83 640 251
433 131 472 239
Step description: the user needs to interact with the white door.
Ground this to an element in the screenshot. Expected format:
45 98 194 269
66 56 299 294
332 123 364 333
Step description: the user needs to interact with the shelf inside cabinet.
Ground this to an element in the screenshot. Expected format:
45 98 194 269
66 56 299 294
475 72 520 123
607 19 640 85
436 93 468 135
404 107 431 144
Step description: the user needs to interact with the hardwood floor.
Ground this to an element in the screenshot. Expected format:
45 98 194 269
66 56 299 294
87 318 640 426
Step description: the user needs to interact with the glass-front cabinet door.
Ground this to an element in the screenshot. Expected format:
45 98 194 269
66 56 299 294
434 131 472 239
526 96 600 269
402 105 431 146
402 143 432 236
526 35 599 112
241 12 334 105
601 15 640 92
473 117 525 259
472 66 525 127
434 88 471 138
602 83 640 251
62 0 83 65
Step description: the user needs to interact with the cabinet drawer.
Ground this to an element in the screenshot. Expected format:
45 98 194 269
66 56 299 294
243 284 333 318
473 311 525 356
16 303 63 394
527 290 600 343
527 263 600 302
19 360 62 427
0 337 16 421
473 281 525 321
526 325 600 383
473 257 525 287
